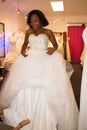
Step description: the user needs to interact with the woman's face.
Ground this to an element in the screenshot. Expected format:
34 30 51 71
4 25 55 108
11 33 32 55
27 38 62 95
30 14 41 30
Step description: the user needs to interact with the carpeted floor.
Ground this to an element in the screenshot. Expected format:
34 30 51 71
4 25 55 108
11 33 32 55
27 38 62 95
0 121 13 130
70 62 83 109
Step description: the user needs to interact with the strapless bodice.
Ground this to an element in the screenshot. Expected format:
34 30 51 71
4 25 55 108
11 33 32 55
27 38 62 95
29 34 48 50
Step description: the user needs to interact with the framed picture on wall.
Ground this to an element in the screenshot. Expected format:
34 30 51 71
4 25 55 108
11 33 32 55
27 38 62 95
0 22 5 58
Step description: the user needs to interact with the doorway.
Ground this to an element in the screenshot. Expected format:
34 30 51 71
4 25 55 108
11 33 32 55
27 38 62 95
67 24 85 62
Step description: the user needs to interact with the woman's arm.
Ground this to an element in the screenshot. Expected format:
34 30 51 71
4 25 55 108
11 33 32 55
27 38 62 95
13 119 30 130
21 30 29 57
47 30 58 55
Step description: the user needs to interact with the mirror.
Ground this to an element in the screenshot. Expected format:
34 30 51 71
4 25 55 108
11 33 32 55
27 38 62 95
0 22 5 58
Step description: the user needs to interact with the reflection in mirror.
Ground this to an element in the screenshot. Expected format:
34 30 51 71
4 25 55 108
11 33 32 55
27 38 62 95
0 22 5 58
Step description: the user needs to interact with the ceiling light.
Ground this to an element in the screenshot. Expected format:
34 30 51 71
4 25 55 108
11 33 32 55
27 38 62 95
50 1 64 11
17 0 20 14
17 9 20 14
24 15 27 19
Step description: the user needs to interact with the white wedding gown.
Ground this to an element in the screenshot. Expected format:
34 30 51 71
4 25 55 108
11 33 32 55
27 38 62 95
78 27 87 130
0 34 78 130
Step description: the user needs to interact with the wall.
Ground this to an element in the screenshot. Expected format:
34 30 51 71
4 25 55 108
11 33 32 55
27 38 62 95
0 2 26 35
0 2 87 34
47 14 87 32
0 2 27 56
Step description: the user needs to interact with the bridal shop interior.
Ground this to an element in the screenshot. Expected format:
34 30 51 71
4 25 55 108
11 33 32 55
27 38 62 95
0 0 87 108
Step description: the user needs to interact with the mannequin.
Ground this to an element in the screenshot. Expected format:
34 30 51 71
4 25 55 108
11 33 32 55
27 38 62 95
4 33 18 70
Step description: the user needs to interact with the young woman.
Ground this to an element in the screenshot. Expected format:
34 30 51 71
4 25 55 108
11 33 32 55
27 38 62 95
0 9 78 130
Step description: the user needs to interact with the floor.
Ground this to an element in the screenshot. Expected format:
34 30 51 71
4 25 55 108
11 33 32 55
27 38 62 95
70 62 83 109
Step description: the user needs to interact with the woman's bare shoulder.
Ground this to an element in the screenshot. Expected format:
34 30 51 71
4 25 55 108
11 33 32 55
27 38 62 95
43 28 54 37
26 29 33 35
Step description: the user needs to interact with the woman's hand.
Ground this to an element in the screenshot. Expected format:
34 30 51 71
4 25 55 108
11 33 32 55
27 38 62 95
13 119 30 130
46 47 56 55
21 51 28 57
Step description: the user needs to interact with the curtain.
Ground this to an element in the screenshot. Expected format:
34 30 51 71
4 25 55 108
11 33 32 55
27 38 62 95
68 25 85 62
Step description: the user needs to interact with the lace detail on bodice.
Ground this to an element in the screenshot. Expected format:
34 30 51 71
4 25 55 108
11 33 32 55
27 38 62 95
29 34 48 50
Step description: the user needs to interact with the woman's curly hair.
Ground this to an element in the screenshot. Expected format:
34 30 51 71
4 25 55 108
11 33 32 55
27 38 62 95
27 9 49 28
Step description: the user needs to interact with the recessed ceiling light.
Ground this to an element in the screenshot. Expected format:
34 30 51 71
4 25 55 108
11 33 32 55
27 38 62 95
50 1 64 11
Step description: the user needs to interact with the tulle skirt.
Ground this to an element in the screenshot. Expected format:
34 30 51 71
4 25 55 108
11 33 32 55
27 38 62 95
0 49 79 130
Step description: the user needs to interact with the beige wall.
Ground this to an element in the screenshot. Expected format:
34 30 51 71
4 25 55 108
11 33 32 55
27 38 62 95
47 14 87 32
0 2 26 35
0 2 87 34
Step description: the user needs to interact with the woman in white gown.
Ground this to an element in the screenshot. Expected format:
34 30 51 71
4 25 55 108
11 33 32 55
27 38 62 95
0 10 78 130
78 27 87 130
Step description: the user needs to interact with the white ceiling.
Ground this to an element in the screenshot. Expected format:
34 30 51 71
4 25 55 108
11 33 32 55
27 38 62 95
3 0 87 17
